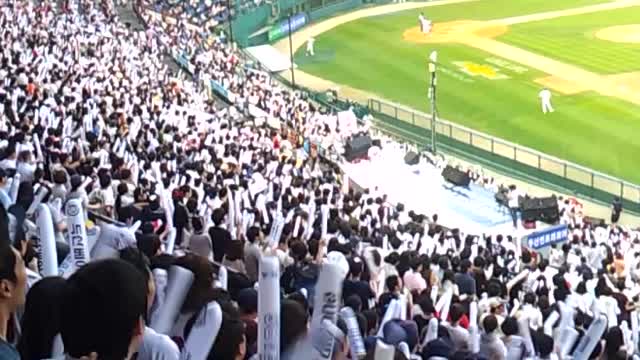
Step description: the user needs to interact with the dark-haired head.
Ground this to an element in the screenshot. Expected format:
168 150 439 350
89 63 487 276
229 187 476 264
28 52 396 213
208 312 246 360
60 259 147 359
174 254 216 314
18 276 66 360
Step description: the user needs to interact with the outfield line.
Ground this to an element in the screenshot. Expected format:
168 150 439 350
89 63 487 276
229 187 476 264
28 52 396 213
495 0 640 25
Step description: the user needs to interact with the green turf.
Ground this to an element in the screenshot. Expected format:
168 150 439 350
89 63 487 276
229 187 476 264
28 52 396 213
499 7 640 74
297 0 640 184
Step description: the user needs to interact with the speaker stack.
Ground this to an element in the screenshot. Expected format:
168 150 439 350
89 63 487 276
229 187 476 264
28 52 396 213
520 196 559 224
441 165 471 187
404 151 419 166
344 134 372 162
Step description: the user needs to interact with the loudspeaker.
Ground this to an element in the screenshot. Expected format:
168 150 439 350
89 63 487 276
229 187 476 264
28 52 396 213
521 196 559 224
584 216 605 226
441 166 470 187
404 151 419 166
344 134 372 162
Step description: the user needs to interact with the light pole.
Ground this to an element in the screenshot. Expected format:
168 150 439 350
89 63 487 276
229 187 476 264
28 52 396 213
428 50 438 154
226 0 234 45
287 13 296 87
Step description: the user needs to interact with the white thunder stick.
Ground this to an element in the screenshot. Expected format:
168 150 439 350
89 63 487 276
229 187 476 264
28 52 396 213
267 213 285 248
398 292 408 321
218 265 228 291
65 199 90 271
436 288 453 322
310 263 343 360
340 307 366 360
33 132 43 162
572 314 607 360
150 269 169 327
557 301 579 357
420 317 439 348
150 265 195 335
181 301 223 360
543 311 559 336
468 301 480 354
321 204 329 239
377 299 400 337
9 173 20 204
258 256 281 360
36 204 58 276
165 227 177 255
631 310 639 356
620 321 633 356
26 185 48 217
374 339 395 360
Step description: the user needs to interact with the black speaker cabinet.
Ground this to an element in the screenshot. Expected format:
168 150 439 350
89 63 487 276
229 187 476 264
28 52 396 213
441 166 471 187
521 196 559 223
344 134 372 162
404 151 419 166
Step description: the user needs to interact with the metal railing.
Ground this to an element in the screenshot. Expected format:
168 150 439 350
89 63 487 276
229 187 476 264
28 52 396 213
368 98 640 213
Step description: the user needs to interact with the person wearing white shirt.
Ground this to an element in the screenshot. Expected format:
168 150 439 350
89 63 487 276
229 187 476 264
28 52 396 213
418 12 432 34
305 37 315 56
507 185 520 228
538 87 554 114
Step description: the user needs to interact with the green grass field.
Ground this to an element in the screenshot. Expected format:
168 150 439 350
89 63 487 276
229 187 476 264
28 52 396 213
296 0 640 184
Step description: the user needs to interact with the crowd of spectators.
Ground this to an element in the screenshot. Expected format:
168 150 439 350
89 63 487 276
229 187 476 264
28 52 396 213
0 1 639 360
144 0 228 29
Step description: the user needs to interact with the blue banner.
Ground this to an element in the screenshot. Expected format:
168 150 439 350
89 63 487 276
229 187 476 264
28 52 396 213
210 80 228 99
268 13 307 41
177 53 190 68
525 224 569 250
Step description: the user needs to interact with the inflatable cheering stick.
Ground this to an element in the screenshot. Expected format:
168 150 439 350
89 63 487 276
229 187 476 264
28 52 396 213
9 173 20 205
90 221 139 259
150 269 169 326
374 339 395 360
258 256 281 360
165 227 177 255
150 265 195 335
377 299 399 337
65 199 90 271
572 314 607 360
26 186 48 217
36 204 58 276
181 301 223 360
468 301 480 354
631 310 639 356
340 307 366 359
310 263 344 360
218 265 228 291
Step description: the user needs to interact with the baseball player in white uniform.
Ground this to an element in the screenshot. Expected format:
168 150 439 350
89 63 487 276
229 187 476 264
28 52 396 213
538 87 554 114
419 12 432 34
306 37 315 56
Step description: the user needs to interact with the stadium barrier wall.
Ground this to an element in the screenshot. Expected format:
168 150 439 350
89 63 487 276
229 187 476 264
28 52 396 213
367 98 640 214
230 0 377 46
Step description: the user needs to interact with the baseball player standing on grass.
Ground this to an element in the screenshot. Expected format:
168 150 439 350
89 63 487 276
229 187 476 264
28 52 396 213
539 87 554 114
419 12 432 34
306 37 315 56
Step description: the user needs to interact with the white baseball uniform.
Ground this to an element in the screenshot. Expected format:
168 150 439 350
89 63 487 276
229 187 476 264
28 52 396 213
419 14 432 33
306 37 315 56
539 89 554 114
